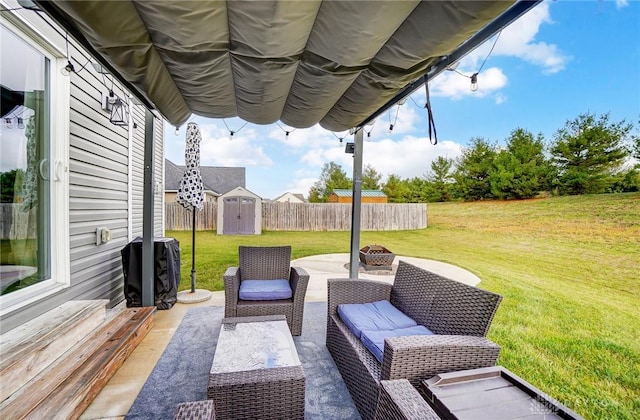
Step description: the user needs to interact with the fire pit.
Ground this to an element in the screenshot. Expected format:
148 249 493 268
359 245 395 267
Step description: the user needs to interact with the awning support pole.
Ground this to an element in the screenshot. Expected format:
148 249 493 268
141 109 155 307
349 129 364 279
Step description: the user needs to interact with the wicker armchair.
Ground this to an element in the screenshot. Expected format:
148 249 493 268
326 260 502 420
224 246 309 336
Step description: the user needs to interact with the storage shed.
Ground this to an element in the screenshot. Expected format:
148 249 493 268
217 187 262 235
329 189 387 204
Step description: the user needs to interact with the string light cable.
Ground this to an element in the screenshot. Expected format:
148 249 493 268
222 119 248 140
275 122 297 139
447 30 502 91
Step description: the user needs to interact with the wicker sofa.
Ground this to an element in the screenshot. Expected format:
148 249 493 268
326 260 502 420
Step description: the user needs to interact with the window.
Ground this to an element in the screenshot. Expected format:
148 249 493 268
0 18 69 306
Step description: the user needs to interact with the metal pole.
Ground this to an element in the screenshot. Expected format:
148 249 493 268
190 208 196 293
141 108 155 306
349 129 364 279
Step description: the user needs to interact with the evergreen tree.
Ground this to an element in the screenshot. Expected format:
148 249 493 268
550 113 631 195
382 174 411 203
490 128 549 199
452 138 496 201
361 164 383 190
425 156 454 202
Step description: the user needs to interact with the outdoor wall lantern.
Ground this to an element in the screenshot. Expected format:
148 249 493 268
109 97 129 126
345 142 355 154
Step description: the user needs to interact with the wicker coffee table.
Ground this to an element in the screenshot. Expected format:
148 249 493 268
207 315 305 419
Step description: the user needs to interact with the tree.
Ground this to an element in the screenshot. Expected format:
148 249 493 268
382 174 411 203
308 162 352 202
550 113 632 195
489 128 549 199
452 138 496 201
425 156 454 202
361 164 383 190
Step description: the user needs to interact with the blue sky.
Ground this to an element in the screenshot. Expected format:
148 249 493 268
164 1 640 200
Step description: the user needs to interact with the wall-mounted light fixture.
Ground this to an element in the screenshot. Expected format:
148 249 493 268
345 142 355 154
109 98 129 126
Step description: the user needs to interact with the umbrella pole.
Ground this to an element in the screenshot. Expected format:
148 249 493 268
190 208 196 293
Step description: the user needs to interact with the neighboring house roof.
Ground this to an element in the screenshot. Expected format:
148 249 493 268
165 159 245 195
273 192 306 202
331 189 386 197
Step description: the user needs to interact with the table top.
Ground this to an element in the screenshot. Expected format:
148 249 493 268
210 316 301 374
423 366 583 420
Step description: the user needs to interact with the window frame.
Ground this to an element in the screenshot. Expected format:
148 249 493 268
0 14 70 314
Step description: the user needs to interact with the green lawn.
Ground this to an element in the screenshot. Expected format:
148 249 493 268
168 192 640 419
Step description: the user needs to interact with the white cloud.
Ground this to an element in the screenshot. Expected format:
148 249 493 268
197 122 273 167
495 93 507 105
616 0 629 9
362 137 463 181
431 67 508 99
484 1 569 74
428 2 570 101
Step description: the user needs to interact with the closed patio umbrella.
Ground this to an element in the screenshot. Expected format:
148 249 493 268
176 122 211 303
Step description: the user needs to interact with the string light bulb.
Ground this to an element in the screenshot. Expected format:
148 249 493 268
61 60 75 76
174 126 180 136
285 131 290 139
470 73 478 92
17 117 24 129
228 131 235 141
387 124 394 134
4 118 13 129
107 90 117 104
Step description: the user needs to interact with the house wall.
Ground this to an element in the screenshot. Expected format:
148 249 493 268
0 6 164 333
130 104 164 239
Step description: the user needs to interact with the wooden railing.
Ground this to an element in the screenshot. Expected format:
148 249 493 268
165 202 427 231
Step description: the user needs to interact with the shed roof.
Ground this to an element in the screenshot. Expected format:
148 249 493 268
36 1 538 131
332 189 387 197
165 159 245 195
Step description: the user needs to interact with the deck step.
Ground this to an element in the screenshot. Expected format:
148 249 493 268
0 300 108 401
0 306 155 420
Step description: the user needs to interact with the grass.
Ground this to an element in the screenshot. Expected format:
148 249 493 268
168 192 640 419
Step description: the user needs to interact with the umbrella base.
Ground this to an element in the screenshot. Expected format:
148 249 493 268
177 289 212 304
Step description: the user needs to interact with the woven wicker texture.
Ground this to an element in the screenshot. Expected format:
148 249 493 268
174 400 215 420
208 366 305 419
391 261 502 336
375 379 440 420
326 261 502 420
224 246 309 335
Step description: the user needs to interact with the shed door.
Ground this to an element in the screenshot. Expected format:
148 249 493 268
223 197 255 234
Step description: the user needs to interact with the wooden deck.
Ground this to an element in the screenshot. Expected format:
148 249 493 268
0 301 154 419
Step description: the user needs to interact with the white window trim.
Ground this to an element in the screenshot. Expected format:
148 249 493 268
0 15 70 315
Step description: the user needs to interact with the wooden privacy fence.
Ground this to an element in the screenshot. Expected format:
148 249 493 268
165 202 217 231
0 204 36 240
165 202 427 231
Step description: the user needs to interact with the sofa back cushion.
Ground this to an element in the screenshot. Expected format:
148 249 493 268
239 246 291 280
337 300 417 338
390 261 502 337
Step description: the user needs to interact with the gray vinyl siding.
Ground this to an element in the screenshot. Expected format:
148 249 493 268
0 7 164 333
129 106 164 238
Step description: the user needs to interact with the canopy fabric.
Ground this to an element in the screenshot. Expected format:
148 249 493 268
41 0 516 130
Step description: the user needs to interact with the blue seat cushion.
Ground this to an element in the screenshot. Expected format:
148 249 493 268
337 300 417 338
239 279 292 300
361 325 434 362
